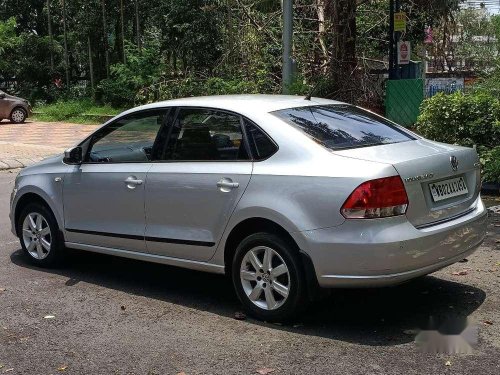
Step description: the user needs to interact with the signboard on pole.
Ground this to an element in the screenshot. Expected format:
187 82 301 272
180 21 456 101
397 41 411 65
394 12 406 32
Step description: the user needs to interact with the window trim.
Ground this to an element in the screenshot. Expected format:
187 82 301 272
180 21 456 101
77 105 279 164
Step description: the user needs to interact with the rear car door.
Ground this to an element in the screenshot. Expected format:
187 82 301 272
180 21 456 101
145 107 252 261
63 110 167 252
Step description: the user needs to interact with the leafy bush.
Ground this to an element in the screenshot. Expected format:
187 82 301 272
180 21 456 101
481 147 500 184
34 99 122 123
416 92 500 148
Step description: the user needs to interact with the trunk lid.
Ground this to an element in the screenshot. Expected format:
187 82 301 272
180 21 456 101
334 139 481 227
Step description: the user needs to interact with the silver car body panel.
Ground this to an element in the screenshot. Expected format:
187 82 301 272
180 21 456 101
9 95 487 288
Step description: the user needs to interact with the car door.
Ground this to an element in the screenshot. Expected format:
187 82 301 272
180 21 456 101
145 107 253 261
63 109 167 252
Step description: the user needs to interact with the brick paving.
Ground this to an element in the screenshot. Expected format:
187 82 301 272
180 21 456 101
0 120 99 169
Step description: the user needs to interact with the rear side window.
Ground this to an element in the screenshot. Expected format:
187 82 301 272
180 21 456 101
245 120 277 160
272 105 414 151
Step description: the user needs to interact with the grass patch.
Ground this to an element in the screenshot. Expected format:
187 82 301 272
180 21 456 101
33 99 124 124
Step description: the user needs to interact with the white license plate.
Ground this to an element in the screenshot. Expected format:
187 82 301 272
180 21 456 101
429 177 468 202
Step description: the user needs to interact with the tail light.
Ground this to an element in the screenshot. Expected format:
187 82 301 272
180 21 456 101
341 176 408 219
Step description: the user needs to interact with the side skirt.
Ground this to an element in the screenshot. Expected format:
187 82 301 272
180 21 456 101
65 242 225 274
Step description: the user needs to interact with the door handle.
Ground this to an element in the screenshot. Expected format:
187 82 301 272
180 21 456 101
217 178 239 191
124 176 143 189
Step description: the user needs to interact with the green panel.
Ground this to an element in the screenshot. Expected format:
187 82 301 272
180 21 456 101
385 79 424 127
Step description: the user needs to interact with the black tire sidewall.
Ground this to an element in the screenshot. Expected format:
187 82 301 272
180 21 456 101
17 203 62 266
231 232 307 322
10 107 26 123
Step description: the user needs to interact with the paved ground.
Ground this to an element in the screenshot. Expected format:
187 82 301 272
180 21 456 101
0 169 499 374
0 120 98 170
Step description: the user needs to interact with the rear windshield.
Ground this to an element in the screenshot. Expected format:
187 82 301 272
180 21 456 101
272 105 415 150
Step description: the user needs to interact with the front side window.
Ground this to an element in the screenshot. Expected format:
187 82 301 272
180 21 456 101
163 108 249 161
272 105 415 151
87 110 165 163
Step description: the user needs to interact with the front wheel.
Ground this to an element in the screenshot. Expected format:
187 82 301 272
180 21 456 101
10 107 27 123
231 232 308 322
17 203 64 267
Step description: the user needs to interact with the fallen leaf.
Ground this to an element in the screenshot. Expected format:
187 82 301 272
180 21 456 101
483 320 493 325
0 364 3 369
0 288 5 293
452 270 468 276
234 311 246 320
445 361 452 366
176 372 186 375
44 315 55 319
57 365 68 371
120 305 126 311
4 368 14 373
256 368 275 375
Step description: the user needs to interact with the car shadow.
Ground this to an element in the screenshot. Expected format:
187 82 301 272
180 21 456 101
9 248 486 347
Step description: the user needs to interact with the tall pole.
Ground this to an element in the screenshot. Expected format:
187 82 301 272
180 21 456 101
282 0 293 94
47 0 54 71
88 35 95 99
135 0 142 52
102 0 110 77
120 0 126 63
62 0 70 88
389 0 395 79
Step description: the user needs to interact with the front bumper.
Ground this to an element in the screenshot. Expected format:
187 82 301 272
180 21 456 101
295 198 487 288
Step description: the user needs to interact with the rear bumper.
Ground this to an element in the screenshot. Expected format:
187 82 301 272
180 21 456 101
295 197 487 288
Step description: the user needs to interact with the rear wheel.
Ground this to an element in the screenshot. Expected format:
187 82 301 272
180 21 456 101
17 203 64 267
10 107 26 123
231 232 308 322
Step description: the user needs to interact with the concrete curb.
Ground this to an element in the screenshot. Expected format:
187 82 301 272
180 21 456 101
0 157 43 171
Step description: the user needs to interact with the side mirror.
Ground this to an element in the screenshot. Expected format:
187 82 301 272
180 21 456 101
63 146 83 165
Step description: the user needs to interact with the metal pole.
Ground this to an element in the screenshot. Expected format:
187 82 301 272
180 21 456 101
389 0 395 79
282 0 293 94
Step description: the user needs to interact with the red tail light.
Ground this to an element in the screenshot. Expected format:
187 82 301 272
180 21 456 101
341 176 409 219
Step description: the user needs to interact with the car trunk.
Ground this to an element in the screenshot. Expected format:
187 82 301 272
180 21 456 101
333 139 481 228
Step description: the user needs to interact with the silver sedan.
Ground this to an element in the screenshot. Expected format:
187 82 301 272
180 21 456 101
9 95 487 321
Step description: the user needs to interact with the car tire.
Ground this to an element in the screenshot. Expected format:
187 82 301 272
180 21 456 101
17 203 64 267
10 107 27 123
231 232 308 322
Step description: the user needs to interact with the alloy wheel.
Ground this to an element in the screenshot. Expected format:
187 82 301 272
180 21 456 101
11 109 25 123
240 246 291 310
22 212 52 260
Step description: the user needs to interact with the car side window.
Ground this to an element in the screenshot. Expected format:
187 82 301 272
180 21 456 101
162 108 250 161
244 120 278 160
86 110 165 163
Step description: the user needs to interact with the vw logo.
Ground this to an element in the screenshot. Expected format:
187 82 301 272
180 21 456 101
450 155 458 171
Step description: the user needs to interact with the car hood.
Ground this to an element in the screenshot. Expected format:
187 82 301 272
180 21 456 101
5 93 28 102
18 154 66 177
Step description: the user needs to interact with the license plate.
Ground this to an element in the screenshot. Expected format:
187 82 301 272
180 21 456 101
429 177 468 202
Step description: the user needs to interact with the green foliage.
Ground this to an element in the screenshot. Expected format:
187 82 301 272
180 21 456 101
98 41 165 106
416 92 500 148
481 147 500 184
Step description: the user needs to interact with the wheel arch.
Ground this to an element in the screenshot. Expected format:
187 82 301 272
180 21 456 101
10 105 27 119
14 191 62 237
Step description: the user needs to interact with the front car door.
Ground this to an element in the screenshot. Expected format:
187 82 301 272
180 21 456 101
63 109 167 252
145 107 252 261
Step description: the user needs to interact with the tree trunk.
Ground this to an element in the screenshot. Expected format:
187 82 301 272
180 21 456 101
120 0 126 63
102 0 110 77
328 0 357 101
62 0 70 88
88 35 95 99
316 0 328 72
47 0 54 71
135 0 142 51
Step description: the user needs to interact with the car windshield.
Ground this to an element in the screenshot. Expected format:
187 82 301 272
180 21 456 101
272 104 415 151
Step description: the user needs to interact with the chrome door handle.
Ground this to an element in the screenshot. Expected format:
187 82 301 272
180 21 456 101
217 178 239 191
124 176 143 189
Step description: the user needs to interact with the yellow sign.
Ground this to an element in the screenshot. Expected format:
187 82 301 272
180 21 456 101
394 12 406 32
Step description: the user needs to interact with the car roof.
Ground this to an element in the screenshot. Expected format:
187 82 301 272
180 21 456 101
122 94 345 117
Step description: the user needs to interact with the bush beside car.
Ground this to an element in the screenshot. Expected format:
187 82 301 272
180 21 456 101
416 92 500 185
